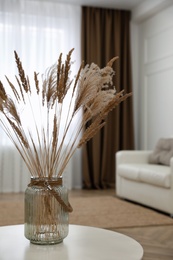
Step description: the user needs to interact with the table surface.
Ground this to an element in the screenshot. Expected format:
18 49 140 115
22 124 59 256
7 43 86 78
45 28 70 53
0 224 143 260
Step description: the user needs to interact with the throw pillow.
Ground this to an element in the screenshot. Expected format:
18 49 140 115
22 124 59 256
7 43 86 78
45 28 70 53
149 138 173 166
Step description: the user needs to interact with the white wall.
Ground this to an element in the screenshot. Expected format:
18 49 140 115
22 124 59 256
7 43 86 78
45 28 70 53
131 1 173 150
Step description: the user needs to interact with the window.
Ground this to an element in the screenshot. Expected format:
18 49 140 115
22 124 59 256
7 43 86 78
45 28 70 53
0 0 82 146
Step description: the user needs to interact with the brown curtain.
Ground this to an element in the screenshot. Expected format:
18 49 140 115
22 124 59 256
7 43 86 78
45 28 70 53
81 7 134 189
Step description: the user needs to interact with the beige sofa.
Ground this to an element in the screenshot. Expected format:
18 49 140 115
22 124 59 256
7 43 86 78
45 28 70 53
116 143 173 216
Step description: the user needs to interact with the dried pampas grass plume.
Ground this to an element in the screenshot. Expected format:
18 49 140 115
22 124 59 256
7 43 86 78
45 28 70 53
0 49 131 179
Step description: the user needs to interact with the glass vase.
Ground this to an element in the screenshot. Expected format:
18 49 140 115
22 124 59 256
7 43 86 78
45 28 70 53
24 177 72 245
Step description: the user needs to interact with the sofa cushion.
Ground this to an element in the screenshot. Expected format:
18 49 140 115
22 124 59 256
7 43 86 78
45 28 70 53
149 138 173 166
118 164 170 188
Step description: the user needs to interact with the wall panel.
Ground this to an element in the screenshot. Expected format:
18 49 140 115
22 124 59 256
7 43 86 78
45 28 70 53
138 4 173 149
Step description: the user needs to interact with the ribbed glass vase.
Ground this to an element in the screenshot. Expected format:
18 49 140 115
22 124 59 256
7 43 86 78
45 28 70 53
24 177 72 245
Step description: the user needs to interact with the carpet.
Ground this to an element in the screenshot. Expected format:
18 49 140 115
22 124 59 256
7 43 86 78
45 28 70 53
1 195 173 228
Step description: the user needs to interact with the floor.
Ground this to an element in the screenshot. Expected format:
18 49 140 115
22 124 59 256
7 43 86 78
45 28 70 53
1 188 173 259
69 189 173 260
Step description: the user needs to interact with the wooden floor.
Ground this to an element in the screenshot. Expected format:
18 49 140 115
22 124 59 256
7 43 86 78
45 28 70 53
1 188 173 259
69 189 173 260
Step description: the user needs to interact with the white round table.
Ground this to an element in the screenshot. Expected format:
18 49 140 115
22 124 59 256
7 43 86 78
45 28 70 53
0 224 143 260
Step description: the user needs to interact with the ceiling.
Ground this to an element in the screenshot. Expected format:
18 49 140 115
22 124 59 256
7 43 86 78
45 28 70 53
54 0 144 10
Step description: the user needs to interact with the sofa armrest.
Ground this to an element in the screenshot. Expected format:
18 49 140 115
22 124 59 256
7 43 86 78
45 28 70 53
116 150 153 165
170 158 173 185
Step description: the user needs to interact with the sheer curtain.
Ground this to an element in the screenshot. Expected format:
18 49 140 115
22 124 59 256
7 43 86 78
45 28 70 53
0 0 82 192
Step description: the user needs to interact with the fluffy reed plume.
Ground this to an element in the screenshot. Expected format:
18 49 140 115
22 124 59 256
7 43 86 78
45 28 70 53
0 49 131 179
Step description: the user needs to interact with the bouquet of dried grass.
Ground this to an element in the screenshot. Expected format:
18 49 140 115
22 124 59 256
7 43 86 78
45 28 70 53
0 49 131 179
0 49 132 244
